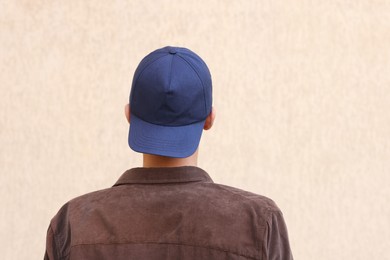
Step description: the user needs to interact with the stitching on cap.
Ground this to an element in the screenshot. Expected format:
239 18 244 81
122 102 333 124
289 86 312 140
168 54 175 93
176 54 208 116
131 112 206 127
131 53 169 106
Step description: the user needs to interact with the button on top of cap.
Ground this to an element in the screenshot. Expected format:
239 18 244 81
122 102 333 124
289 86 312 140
168 48 177 54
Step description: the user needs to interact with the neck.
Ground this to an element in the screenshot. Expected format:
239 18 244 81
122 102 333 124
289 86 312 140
143 150 198 168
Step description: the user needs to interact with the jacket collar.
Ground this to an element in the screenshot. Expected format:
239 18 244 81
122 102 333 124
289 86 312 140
114 166 213 186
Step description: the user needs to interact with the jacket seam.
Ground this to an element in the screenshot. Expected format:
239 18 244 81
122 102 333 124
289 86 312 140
214 184 280 214
70 241 260 260
50 224 63 260
213 184 279 257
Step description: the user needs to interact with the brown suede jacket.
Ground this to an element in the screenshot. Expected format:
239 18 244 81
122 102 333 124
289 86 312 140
45 166 293 260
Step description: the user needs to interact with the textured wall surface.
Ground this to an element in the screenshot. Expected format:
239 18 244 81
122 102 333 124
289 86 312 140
1 1 389 259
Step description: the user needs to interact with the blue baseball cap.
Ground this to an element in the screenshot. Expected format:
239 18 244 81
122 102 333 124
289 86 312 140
128 46 212 158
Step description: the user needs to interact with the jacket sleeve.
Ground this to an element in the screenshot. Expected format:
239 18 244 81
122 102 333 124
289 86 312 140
264 210 293 260
44 225 58 260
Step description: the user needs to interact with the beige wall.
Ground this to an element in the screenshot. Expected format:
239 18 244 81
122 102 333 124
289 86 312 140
1 1 389 259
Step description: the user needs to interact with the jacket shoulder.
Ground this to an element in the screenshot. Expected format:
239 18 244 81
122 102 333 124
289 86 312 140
209 182 280 211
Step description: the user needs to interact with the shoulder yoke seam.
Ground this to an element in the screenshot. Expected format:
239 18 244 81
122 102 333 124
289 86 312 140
70 241 261 260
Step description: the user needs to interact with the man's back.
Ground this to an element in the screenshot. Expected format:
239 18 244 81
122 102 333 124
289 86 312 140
45 167 292 260
45 46 293 259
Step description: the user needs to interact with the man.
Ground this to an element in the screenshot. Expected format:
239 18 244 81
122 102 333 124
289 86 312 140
45 46 293 259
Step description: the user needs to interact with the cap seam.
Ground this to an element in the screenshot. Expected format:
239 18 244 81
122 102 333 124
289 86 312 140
130 113 206 127
131 53 170 105
168 54 175 93
176 54 208 116
133 132 195 150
